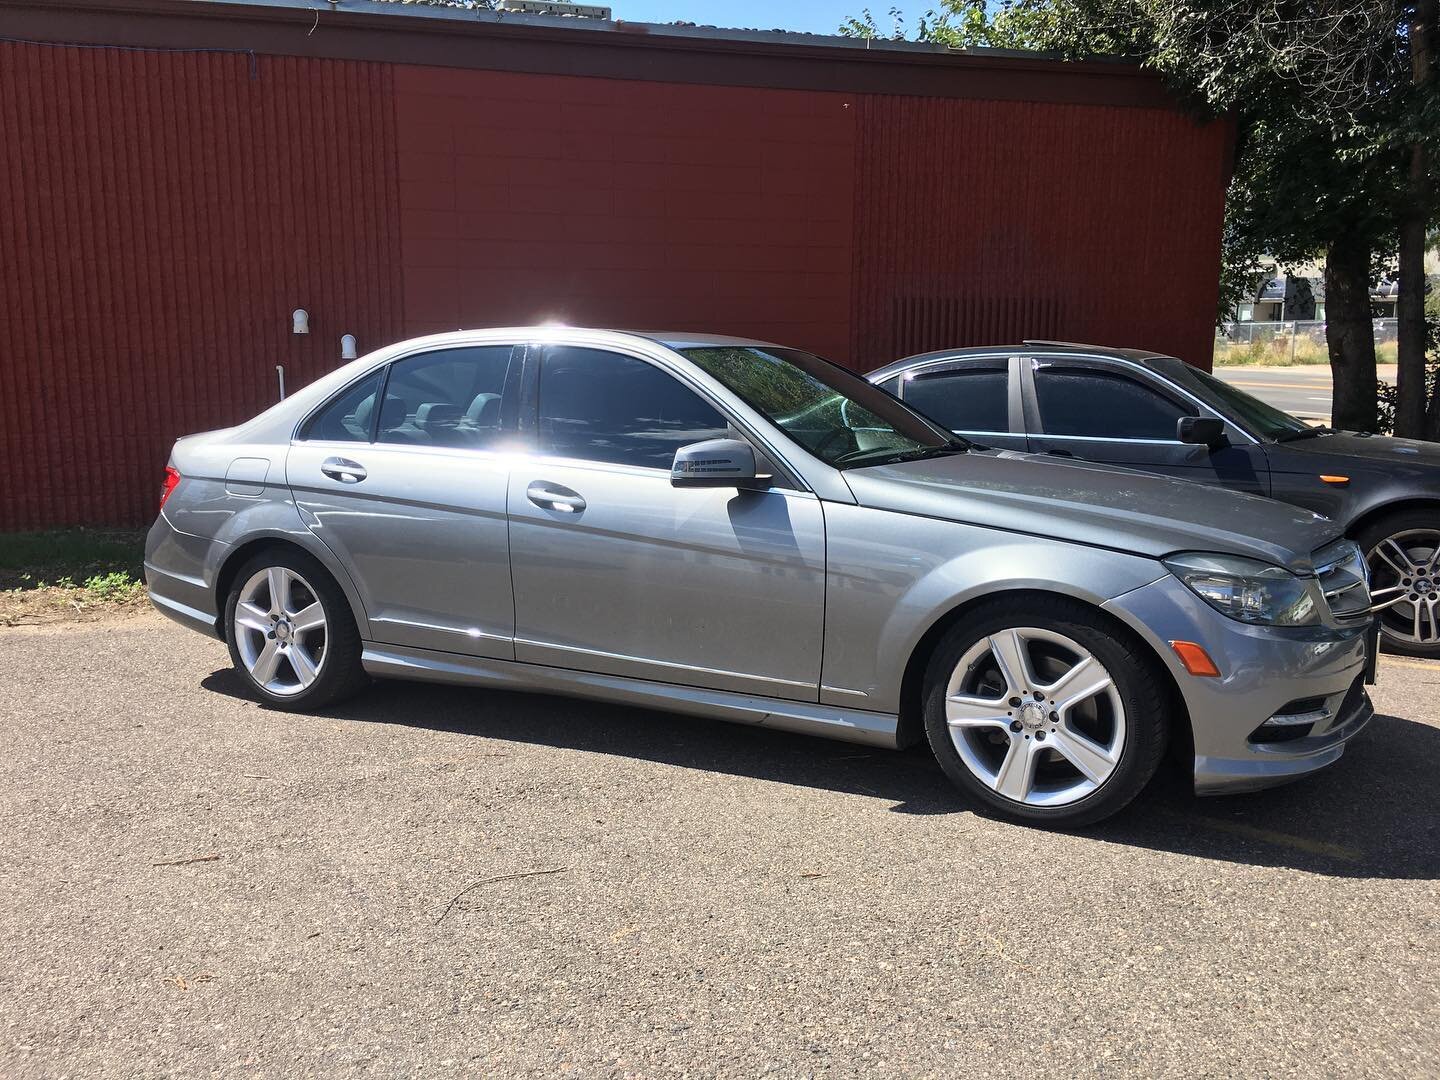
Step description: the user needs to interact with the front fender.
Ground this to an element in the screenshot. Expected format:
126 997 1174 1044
819 503 1166 714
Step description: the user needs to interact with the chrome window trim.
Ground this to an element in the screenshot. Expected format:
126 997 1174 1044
1026 432 1187 447
286 438 519 467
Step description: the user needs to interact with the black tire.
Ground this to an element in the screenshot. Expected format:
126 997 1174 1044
1354 510 1440 660
921 596 1170 828
222 547 369 711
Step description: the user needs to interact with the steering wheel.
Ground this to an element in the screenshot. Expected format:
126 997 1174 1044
811 399 856 460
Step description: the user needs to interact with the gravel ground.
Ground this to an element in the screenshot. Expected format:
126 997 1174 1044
2 612 1438 1078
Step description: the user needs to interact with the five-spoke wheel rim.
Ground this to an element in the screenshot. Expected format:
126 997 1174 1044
1366 530 1440 646
233 566 327 696
945 627 1126 807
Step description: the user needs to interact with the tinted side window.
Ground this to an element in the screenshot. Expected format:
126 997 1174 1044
1034 368 1187 440
300 370 384 443
537 347 729 469
378 346 515 448
903 368 1008 432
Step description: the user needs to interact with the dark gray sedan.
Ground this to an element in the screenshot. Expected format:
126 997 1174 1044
868 342 1440 658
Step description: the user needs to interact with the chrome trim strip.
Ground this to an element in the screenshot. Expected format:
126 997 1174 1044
821 685 869 698
514 637 814 691
1026 432 1187 447
362 643 899 748
371 617 511 642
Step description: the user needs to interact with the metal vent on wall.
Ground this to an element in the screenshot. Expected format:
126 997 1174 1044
890 295 1067 359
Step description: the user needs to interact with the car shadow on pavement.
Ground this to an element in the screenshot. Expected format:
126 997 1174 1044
204 669 1439 881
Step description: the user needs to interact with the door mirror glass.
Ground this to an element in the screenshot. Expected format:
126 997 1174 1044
671 439 758 487
1177 416 1226 448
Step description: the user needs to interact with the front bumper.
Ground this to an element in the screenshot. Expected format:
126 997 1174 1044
1104 574 1373 796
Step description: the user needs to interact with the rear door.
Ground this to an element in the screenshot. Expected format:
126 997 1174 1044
287 343 522 658
1020 356 1271 495
890 356 1027 451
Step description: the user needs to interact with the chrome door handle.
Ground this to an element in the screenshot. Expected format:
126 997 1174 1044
527 481 586 513
321 457 367 483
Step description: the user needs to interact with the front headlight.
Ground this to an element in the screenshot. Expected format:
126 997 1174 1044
1163 553 1319 626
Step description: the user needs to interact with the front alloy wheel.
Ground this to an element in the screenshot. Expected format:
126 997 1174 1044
1366 528 1440 654
922 597 1168 827
944 627 1126 808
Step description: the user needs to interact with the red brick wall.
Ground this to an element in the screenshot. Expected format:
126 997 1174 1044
393 67 857 364
849 95 1230 369
0 43 1229 528
0 43 403 529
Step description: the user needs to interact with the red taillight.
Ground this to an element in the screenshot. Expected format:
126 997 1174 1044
159 466 181 511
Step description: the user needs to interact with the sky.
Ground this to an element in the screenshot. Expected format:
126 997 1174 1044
609 0 866 35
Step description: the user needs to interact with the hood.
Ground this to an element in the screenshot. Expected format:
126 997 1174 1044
842 449 1342 572
1271 430 1440 471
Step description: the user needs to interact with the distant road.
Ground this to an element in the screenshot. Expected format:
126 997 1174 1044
1215 364 1398 423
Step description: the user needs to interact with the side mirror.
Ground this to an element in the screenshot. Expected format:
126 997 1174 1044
671 438 759 487
1177 416 1226 449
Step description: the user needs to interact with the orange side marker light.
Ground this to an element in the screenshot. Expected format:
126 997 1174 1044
1320 475 1350 486
1170 640 1221 678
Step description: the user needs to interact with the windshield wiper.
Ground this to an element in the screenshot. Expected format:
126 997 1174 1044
833 443 969 468
1275 424 1333 443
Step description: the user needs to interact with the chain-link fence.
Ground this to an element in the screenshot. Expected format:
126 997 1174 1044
1215 318 1398 366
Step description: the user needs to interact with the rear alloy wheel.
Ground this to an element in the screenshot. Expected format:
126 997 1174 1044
922 598 1168 827
224 549 368 710
1358 512 1440 659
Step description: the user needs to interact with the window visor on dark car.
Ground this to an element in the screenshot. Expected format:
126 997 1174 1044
679 346 967 469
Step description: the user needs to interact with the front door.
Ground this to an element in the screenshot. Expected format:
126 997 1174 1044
507 344 827 702
1021 357 1272 495
288 344 521 658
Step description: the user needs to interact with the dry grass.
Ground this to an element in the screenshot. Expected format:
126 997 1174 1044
1215 337 1399 368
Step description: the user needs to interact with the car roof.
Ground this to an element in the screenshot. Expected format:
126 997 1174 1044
633 331 784 350
866 340 1180 379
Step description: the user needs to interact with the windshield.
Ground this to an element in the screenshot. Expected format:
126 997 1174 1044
679 346 960 468
1163 362 1312 440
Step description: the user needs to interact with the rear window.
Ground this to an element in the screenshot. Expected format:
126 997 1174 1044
903 368 1008 433
299 370 384 443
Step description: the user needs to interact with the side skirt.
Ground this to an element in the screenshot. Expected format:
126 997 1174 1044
361 642 900 749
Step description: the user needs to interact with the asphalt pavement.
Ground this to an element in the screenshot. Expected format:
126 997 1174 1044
2 613 1438 1078
1216 364 1399 423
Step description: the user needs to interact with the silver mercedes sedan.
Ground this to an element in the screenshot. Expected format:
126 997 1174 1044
146 328 1377 826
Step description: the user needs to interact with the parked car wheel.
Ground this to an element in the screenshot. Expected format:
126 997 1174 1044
1356 510 1440 659
223 548 368 710
922 597 1169 827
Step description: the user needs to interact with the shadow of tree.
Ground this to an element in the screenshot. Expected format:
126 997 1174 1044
203 668 1439 881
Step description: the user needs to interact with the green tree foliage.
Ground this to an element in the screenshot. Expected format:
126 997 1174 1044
842 1 1439 434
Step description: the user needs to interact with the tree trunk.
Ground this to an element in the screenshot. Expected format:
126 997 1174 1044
1325 234 1379 432
1397 0 1436 439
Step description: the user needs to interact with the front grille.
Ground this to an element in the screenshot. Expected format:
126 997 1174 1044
1313 539 1371 621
